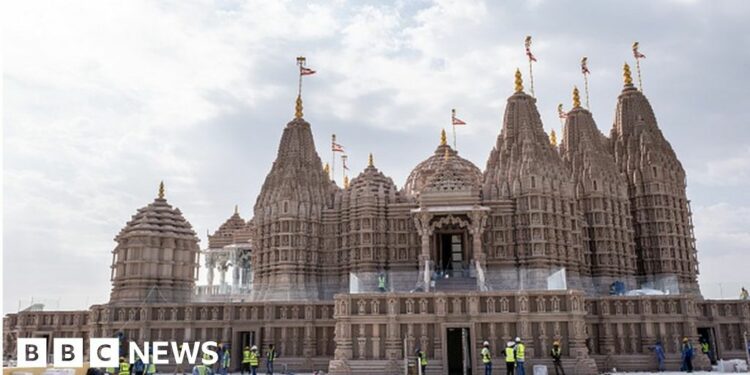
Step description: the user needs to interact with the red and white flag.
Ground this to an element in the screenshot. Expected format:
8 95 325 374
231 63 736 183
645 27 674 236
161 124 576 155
332 142 345 153
557 104 567 119
525 36 537 62
632 42 646 59
342 155 350 170
300 66 316 75
581 57 590 75
452 116 466 126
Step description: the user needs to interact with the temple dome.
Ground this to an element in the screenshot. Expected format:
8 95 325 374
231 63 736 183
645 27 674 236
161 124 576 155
115 196 198 242
403 132 482 197
208 207 251 249
344 156 399 202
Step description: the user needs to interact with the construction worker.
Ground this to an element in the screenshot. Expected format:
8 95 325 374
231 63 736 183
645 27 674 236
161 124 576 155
241 346 252 375
174 344 186 375
192 357 213 375
700 338 713 364
550 341 565 375
680 337 694 373
378 271 387 292
481 341 492 375
219 345 231 375
505 341 516 375
249 346 260 375
147 349 156 375
651 340 666 371
415 347 427 375
740 287 749 300
514 337 525 375
265 344 276 375
119 357 130 375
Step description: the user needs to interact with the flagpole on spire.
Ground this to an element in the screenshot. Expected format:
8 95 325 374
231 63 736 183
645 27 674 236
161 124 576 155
295 56 316 119
331 134 336 183
451 109 457 149
557 103 566 126
525 36 537 97
341 154 348 184
632 42 645 92
581 57 591 109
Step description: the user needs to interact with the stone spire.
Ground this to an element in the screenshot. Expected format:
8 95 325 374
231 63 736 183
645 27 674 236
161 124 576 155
110 186 200 304
368 153 374 168
252 110 333 300
560 100 637 292
482 70 585 287
610 68 699 294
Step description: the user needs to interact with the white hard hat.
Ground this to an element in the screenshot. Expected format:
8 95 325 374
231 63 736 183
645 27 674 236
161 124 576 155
483 341 490 346
251 345 258 350
507 341 514 347
515 337 521 342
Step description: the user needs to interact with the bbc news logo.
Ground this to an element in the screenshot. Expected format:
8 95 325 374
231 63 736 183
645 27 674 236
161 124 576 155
18 338 219 368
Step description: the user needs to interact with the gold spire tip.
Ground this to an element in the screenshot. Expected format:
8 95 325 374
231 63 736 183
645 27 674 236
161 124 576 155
158 181 165 199
572 86 581 108
368 153 374 167
344 175 350 189
514 68 523 93
294 95 303 119
440 129 447 146
623 62 633 86
323 162 330 177
549 129 558 147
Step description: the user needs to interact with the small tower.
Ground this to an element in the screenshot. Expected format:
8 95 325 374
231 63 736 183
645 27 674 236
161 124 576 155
110 182 200 303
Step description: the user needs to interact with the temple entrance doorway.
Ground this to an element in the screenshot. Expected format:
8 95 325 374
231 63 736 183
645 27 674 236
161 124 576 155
446 327 472 375
436 231 468 278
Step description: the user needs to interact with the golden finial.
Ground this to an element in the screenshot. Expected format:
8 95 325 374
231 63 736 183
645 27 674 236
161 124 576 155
158 181 165 199
294 95 303 119
323 162 330 177
514 68 523 93
440 129 447 146
368 153 374 167
344 175 350 189
572 86 581 108
549 129 558 147
623 63 633 85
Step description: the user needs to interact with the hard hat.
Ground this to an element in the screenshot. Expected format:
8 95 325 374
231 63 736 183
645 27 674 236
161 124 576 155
251 345 258 351
245 346 250 349
515 337 521 342
483 341 490 346
683 337 689 342
507 341 514 347
553 341 560 346
120 357 125 361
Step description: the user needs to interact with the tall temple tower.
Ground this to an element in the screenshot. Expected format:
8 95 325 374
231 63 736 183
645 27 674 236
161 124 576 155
483 70 587 289
251 95 334 300
109 182 200 303
560 87 637 293
610 64 699 294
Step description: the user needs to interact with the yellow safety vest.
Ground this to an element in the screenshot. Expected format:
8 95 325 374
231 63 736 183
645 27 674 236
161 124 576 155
481 347 491 364
119 362 130 375
505 347 515 363
266 349 276 362
147 354 156 374
222 352 231 368
242 350 251 363
249 351 259 366
418 351 427 365
195 365 208 375
515 343 525 361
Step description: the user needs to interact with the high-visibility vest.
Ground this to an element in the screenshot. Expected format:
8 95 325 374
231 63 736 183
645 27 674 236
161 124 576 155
378 275 386 288
515 343 525 361
119 362 130 375
195 365 208 375
107 368 115 375
551 347 561 359
147 354 156 374
266 349 276 362
417 351 427 365
221 352 231 368
505 347 515 363
242 350 251 364
249 352 259 366
481 347 491 364
701 342 709 353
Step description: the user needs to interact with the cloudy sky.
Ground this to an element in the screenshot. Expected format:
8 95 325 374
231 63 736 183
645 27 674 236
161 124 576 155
3 0 750 313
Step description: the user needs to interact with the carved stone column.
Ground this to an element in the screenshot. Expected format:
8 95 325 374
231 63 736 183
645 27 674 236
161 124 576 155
469 208 489 291
413 211 434 292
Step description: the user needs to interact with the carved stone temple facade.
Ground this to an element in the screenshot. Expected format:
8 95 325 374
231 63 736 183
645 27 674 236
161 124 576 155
5 65 749 375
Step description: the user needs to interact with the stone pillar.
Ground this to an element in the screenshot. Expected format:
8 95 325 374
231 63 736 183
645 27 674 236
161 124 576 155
206 255 215 287
469 208 489 291
414 211 433 292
